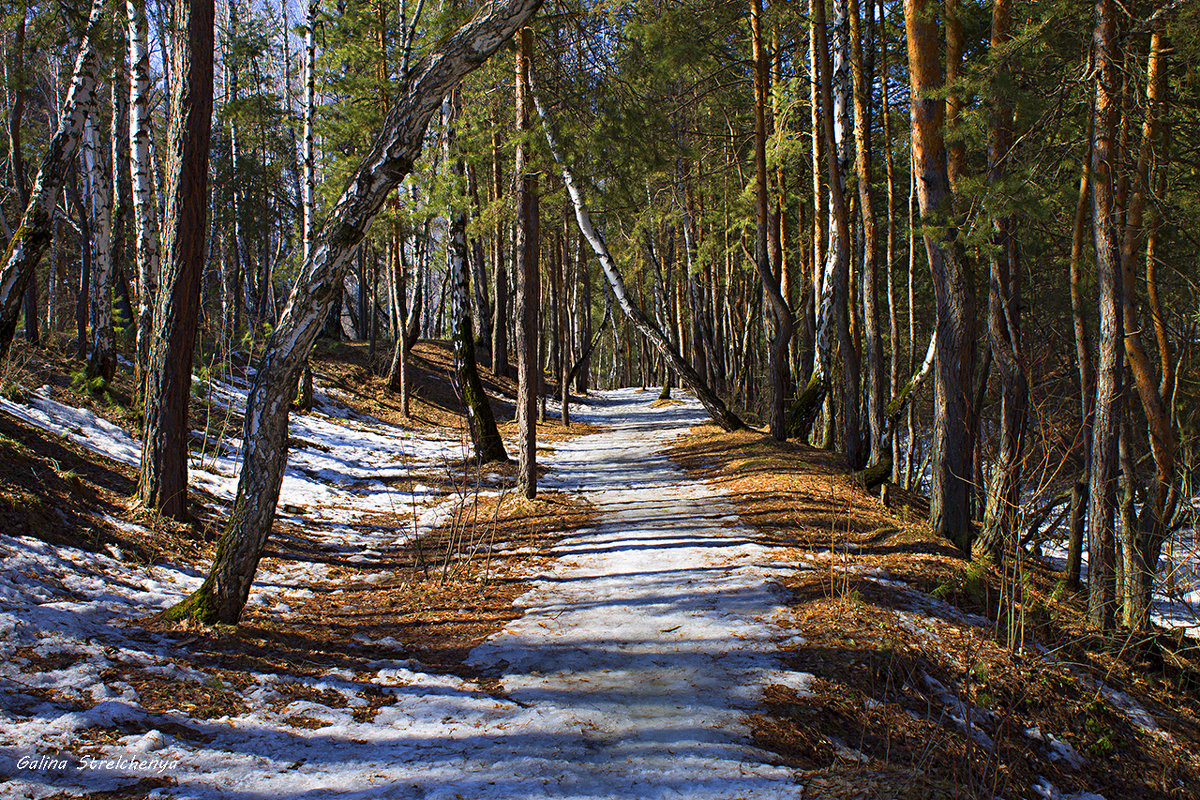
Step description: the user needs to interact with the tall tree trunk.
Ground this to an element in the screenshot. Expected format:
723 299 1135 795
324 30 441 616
127 0 159 388
1067 107 1096 589
976 0 1027 561
515 28 540 498
880 0 901 480
750 0 793 441
490 121 509 378
786 0 855 459
138 0 215 520
8 10 39 345
1086 0 1124 631
164 0 544 625
904 0 977 553
1118 27 1173 630
850 0 884 467
0 0 104 359
447 91 508 463
83 81 116 385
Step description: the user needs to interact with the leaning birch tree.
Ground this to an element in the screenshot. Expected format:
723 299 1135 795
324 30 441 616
165 0 544 625
0 0 105 359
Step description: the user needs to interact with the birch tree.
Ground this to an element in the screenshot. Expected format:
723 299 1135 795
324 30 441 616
127 0 159 384
0 0 105 360
164 0 544 624
81 88 116 384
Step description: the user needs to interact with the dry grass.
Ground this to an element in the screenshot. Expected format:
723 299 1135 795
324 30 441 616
669 424 1200 800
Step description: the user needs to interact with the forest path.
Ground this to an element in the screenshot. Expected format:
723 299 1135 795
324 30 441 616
458 388 807 798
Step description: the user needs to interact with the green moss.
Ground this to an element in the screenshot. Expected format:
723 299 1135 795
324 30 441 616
853 457 892 490
162 580 219 624
785 372 826 440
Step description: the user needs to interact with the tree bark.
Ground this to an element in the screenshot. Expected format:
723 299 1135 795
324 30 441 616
849 0 884 467
515 27 539 499
1087 0 1124 630
977 0 1028 561
904 0 977 553
127 0 159 388
8 10 39 345
750 0 793 441
1067 106 1096 590
1117 27 1174 630
138 0 215 520
0 0 104 360
448 92 508 464
787 0 856 458
164 0 544 624
82 83 116 385
490 121 509 378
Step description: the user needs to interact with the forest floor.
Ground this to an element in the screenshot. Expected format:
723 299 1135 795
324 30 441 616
0 341 1198 799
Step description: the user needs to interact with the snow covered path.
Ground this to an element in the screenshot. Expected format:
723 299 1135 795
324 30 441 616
461 388 806 797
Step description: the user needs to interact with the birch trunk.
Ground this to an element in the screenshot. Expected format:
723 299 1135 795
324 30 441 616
127 0 159 385
165 0 543 624
0 0 104 360
82 88 116 384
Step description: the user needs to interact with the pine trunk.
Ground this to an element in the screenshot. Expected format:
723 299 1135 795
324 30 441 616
1086 0 1123 631
904 0 977 553
138 0 215 520
977 0 1027 561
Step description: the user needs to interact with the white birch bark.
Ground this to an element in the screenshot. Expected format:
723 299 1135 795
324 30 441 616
0 0 105 359
81 81 115 381
128 0 159 382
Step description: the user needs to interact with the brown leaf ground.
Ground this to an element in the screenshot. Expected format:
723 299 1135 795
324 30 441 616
668 424 1200 800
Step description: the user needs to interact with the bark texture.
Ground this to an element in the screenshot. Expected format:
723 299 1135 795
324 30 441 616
138 0 215 520
904 0 977 553
1086 0 1124 630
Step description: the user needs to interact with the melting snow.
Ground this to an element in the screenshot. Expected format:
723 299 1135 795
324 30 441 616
1 386 811 798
